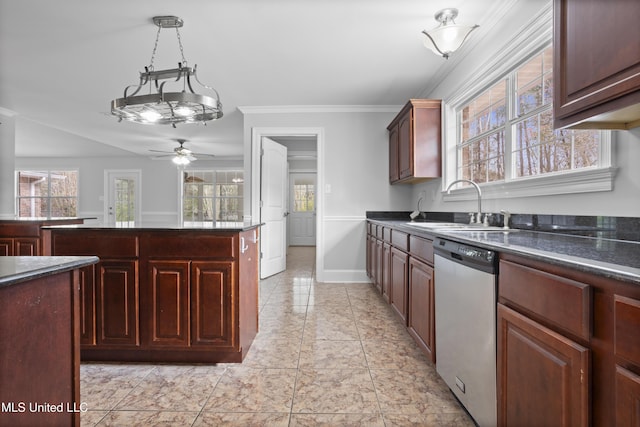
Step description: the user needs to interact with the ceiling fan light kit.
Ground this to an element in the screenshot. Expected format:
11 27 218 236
150 139 215 165
110 16 223 127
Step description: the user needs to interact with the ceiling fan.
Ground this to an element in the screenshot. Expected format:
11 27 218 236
149 139 215 165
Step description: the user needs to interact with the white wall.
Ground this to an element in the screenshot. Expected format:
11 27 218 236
14 156 243 224
242 109 412 282
0 112 16 218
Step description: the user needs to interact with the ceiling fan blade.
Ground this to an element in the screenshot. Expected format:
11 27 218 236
149 149 173 154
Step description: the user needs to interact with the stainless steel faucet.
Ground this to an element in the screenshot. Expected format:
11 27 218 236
446 179 482 224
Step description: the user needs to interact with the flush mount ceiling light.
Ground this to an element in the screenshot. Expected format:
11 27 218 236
110 16 223 127
422 8 479 59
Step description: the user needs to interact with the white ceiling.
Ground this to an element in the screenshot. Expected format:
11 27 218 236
0 0 502 159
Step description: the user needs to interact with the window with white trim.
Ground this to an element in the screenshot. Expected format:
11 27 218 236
182 170 244 225
16 170 78 218
456 44 604 187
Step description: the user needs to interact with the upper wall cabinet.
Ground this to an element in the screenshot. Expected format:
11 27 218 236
387 99 442 184
553 0 640 130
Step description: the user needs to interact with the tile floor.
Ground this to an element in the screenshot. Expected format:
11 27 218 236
80 246 474 426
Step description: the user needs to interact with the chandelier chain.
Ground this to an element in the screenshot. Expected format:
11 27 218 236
148 25 162 71
148 25 188 70
175 27 188 66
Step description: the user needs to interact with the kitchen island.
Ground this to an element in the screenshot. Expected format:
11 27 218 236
0 255 99 427
42 223 261 364
0 217 93 256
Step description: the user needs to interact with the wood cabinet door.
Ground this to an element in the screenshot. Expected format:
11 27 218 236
397 109 413 180
388 124 399 182
553 0 640 127
191 261 235 349
14 237 39 256
147 260 190 347
498 304 590 427
390 247 408 323
374 238 383 293
0 238 12 256
382 242 391 302
79 265 96 346
615 366 640 427
408 257 435 362
97 260 139 346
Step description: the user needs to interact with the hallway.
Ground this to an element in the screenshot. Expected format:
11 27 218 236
80 246 473 426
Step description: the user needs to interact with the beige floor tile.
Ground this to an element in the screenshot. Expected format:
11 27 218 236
303 313 360 340
298 339 367 369
204 367 297 412
114 365 225 411
194 412 290 426
290 413 386 426
242 337 301 368
292 368 379 414
383 412 475 426
370 369 464 415
362 339 432 370
80 363 155 410
80 410 108 427
94 410 198 426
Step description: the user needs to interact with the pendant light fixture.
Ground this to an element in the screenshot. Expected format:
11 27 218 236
110 16 223 127
422 8 479 59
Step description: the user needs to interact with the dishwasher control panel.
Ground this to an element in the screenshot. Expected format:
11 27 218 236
434 237 496 273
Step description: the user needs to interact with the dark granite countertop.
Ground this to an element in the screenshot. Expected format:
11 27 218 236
0 217 96 222
0 256 99 288
42 221 263 232
368 219 640 286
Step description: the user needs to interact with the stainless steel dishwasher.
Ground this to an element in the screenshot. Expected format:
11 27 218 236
434 237 497 427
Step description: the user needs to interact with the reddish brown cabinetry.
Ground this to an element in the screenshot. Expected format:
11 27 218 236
553 0 640 129
366 221 436 361
499 253 640 426
498 304 590 426
390 246 409 322
407 235 435 363
0 258 98 427
0 219 87 256
387 99 442 184
43 227 259 363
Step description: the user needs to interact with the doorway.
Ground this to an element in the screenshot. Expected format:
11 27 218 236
104 170 141 226
289 172 316 246
250 127 324 281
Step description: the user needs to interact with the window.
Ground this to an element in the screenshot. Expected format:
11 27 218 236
293 178 315 213
182 170 243 225
457 45 602 186
16 170 78 218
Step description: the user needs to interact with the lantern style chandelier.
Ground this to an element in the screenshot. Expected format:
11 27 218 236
110 16 223 127
422 8 479 59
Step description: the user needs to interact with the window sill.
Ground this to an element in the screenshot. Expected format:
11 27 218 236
442 167 618 201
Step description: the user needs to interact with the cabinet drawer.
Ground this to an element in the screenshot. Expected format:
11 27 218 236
383 227 392 243
499 260 591 340
614 295 640 367
143 234 235 258
53 233 139 258
409 235 433 265
391 230 409 252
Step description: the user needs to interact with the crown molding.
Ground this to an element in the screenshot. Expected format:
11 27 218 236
237 105 402 114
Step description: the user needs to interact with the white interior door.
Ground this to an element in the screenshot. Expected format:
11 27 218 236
104 170 141 226
260 138 288 278
289 173 316 246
